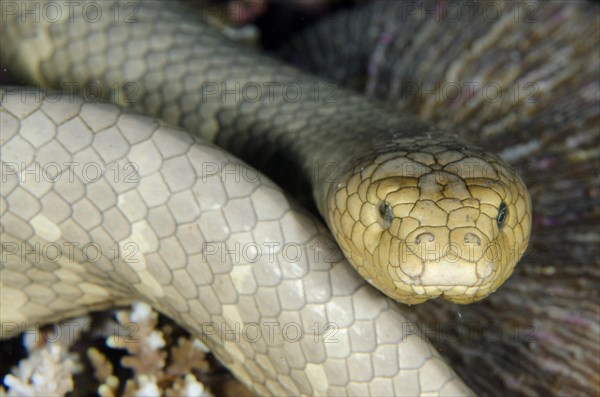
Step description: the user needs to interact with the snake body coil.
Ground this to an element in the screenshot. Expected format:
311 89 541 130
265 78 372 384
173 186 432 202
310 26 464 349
1 86 475 395
5 0 596 395
1 0 531 304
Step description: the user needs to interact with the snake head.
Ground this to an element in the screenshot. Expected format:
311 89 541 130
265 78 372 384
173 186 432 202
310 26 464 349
327 137 532 304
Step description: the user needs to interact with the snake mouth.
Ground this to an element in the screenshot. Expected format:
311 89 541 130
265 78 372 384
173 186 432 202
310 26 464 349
393 258 483 285
389 255 502 303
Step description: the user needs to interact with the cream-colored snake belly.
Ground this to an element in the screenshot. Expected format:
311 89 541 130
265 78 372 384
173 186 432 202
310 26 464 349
6 0 594 395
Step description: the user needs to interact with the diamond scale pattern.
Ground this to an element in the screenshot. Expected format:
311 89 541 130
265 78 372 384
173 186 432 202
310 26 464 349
0 0 481 394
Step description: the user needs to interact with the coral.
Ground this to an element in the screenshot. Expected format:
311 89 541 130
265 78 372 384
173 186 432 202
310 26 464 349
0 321 87 396
91 302 215 397
0 304 222 396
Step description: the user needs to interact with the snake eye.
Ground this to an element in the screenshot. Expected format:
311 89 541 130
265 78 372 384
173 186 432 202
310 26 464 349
379 201 393 227
497 202 508 229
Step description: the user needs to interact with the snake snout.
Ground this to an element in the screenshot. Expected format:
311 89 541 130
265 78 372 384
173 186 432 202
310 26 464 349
393 224 501 299
413 231 483 246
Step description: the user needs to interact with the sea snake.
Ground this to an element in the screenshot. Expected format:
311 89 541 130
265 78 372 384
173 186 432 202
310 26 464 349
2 0 593 395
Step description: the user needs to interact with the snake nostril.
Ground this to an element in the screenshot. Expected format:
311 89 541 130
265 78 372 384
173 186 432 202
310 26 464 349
415 232 435 244
464 232 481 246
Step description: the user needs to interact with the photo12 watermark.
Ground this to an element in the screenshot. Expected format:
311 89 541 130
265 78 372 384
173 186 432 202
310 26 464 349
0 82 141 104
1 1 140 24
2 161 140 185
200 81 339 104
363 1 542 24
1 240 140 265
202 240 344 265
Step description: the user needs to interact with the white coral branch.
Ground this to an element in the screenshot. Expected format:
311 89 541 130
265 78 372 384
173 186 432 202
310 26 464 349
2 322 87 397
3 343 74 396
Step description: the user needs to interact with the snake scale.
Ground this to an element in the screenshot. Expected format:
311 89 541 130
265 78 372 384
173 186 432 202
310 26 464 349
0 0 597 395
